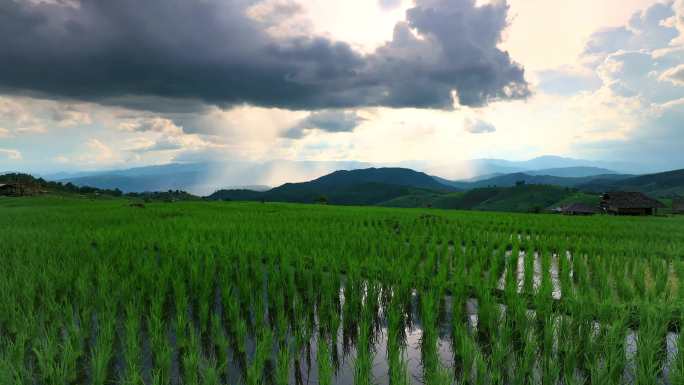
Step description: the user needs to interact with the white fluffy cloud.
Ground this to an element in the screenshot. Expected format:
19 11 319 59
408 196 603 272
0 97 46 134
0 96 95 135
671 0 684 44
564 1 684 166
659 63 684 85
117 117 184 136
0 148 22 161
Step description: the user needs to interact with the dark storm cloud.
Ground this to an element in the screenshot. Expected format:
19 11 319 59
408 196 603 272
283 110 365 138
0 0 529 111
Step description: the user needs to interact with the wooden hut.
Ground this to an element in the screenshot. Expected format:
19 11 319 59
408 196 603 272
674 197 684 214
0 183 21 196
0 182 39 197
600 192 665 216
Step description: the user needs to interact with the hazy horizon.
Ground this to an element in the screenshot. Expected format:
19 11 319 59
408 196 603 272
4 154 674 196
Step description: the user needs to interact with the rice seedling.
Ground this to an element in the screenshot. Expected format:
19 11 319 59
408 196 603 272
387 290 409 385
122 302 143 385
354 305 375 385
317 334 334 385
635 307 668 384
91 312 115 385
274 342 291 385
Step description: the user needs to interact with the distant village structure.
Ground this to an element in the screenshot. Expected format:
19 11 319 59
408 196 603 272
600 192 665 216
674 197 684 214
0 182 41 197
0 183 22 196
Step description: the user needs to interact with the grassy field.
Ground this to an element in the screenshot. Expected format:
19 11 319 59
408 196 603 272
380 185 601 213
1 196 684 384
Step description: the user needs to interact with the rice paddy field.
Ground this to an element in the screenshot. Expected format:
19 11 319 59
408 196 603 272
2 196 684 385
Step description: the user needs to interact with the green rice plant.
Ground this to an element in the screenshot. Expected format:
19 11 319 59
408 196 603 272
181 327 201 385
452 313 478 383
0 326 31 384
513 327 538 385
274 342 291 385
676 260 684 301
122 302 143 385
91 312 115 385
226 292 248 356
148 308 172 385
317 335 333 385
635 307 668 384
246 329 273 385
420 290 441 384
587 315 627 385
200 357 222 385
32 325 63 383
210 312 229 379
354 310 374 385
387 285 409 385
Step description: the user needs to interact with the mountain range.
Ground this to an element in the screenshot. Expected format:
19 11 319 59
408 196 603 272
206 166 682 211
209 168 456 205
8 158 683 212
42 155 668 195
33 155 684 213
44 160 372 195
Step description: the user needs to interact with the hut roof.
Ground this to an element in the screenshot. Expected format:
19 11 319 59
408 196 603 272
674 198 684 210
563 203 599 213
602 191 665 209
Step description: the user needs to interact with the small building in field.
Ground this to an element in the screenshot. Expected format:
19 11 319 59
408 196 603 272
674 198 684 214
600 191 665 215
561 203 599 216
0 182 38 197
0 183 20 196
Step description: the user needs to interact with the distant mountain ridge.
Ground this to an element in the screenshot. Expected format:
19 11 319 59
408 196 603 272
440 171 631 190
12 163 684 213
49 160 372 195
525 166 617 177
441 156 650 179
43 156 678 195
208 168 457 205
208 166 684 212
297 168 451 191
578 169 684 197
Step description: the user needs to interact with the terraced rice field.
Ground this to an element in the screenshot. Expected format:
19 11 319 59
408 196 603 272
1 197 684 384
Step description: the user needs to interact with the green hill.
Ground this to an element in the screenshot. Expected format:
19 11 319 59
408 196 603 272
578 168 684 197
381 184 599 213
0 173 199 201
440 172 629 190
208 167 456 205
209 168 615 213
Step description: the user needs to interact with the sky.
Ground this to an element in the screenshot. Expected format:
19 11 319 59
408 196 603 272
0 0 683 180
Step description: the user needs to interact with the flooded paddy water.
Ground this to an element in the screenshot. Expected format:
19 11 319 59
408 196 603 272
119 276 680 385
